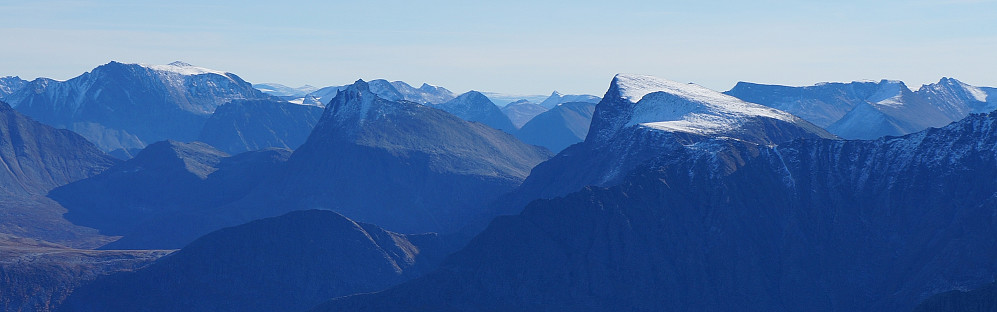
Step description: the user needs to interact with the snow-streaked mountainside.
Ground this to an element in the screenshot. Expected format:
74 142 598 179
918 77 997 116
0 101 119 248
389 80 456 104
438 91 517 132
197 99 324 154
316 110 997 312
539 90 601 108
481 91 549 107
514 101 596 153
502 100 548 128
590 74 832 143
7 61 268 151
60 210 447 312
253 82 318 97
0 76 27 100
486 74 834 219
727 78 997 140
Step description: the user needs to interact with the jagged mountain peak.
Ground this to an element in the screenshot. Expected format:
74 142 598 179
590 74 828 143
324 79 384 128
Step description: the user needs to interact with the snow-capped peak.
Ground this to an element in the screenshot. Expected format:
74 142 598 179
594 74 803 139
938 77 989 102
140 61 228 76
866 79 908 107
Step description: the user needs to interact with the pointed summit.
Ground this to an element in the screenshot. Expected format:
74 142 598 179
439 91 517 132
539 90 599 109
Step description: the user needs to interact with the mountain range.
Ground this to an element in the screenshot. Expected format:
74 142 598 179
5 62 997 312
315 79 997 312
727 77 997 139
51 79 552 250
5 61 269 152
501 99 547 128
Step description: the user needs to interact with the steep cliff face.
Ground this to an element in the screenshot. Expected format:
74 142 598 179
493 74 834 217
315 112 997 312
0 101 118 247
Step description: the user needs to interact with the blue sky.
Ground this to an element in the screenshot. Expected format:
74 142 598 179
1 0 995 95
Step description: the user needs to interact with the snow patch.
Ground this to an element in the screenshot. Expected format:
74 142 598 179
615 74 798 135
140 61 228 76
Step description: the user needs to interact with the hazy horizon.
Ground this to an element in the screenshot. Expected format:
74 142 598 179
2 0 995 95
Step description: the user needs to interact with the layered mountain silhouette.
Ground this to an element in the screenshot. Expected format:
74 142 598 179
60 79 552 250
59 210 446 312
514 101 596 153
197 99 323 154
727 77 997 139
6 61 268 151
50 141 291 249
315 106 997 312
0 101 118 247
538 90 600 109
501 99 547 128
255 80 551 234
492 74 834 217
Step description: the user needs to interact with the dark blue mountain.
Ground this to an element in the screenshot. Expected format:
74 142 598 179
914 282 997 312
50 141 291 249
314 108 997 312
0 101 118 247
59 210 446 312
6 61 269 151
514 101 596 153
197 99 324 154
75 80 551 250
